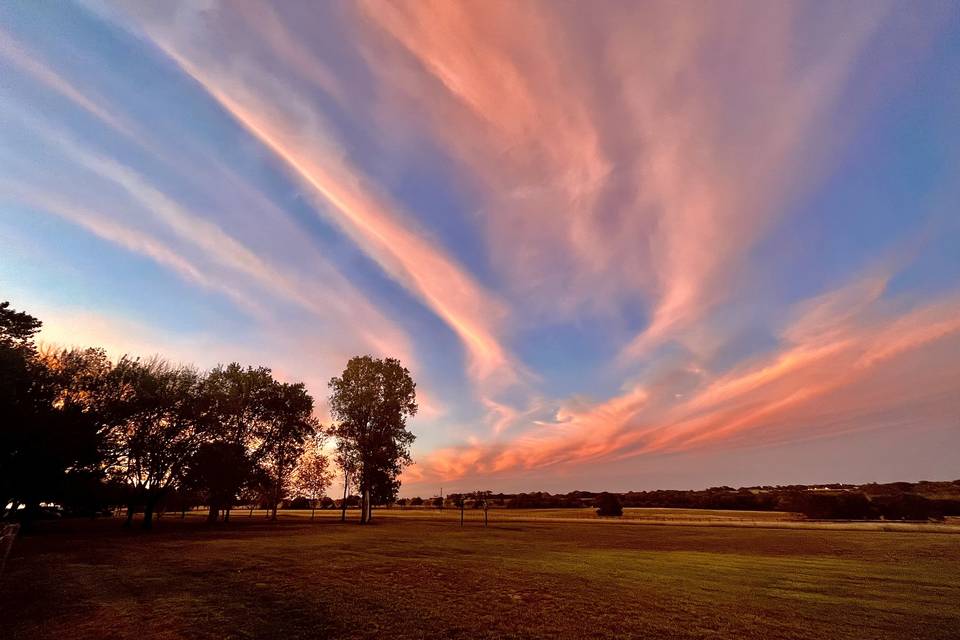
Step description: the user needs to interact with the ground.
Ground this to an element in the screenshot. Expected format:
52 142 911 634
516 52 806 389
3 510 959 639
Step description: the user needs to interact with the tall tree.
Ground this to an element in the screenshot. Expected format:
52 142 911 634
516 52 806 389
328 356 417 524
261 381 319 520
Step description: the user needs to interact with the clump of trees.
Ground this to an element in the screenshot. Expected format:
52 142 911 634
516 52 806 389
0 300 418 529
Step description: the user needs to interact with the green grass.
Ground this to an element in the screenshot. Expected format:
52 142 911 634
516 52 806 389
4 514 959 639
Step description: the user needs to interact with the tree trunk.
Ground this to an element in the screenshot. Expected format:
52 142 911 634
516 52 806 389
311 504 316 521
460 501 464 527
124 502 135 527
207 503 218 523
271 473 282 521
359 486 369 525
142 499 154 530
341 470 348 523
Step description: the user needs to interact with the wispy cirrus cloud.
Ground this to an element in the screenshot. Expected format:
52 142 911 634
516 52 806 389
349 1 910 357
104 1 524 390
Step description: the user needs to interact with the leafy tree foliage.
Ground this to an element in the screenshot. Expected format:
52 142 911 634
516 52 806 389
0 300 336 528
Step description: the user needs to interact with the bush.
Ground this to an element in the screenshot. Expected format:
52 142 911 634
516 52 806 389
595 492 623 517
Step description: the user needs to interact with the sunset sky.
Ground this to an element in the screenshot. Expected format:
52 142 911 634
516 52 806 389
1 1 958 495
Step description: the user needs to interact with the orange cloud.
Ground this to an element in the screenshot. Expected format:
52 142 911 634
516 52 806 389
406 275 960 486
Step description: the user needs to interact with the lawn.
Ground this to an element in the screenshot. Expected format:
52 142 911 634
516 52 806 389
3 514 959 639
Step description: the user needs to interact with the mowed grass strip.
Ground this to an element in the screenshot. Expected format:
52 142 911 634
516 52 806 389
3 517 959 639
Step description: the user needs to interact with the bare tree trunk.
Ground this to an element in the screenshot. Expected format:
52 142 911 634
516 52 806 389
311 504 316 521
271 467 283 521
341 470 348 523
360 486 370 525
142 498 155 530
124 502 135 527
460 501 464 527
207 503 218 523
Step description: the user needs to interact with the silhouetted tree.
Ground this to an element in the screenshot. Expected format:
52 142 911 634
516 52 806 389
108 357 203 529
328 356 417 524
185 440 258 523
199 364 276 520
595 492 623 517
261 381 320 520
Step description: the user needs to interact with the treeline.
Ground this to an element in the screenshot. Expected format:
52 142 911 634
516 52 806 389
1 300 417 529
399 482 960 521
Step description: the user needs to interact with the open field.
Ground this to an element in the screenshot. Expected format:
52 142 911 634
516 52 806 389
192 507 960 533
3 513 960 639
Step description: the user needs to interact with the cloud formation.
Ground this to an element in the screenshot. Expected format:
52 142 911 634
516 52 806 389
2 0 957 491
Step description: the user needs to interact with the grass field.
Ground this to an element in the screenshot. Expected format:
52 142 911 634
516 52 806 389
3 513 959 639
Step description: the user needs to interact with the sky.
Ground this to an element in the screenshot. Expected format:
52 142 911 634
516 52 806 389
1 1 958 496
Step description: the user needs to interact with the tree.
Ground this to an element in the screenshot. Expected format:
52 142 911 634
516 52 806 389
0 301 42 348
197 364 276 521
1 303 112 523
261 381 319 520
185 441 258 523
293 442 333 520
472 490 492 527
108 357 203 529
595 492 623 517
328 356 417 525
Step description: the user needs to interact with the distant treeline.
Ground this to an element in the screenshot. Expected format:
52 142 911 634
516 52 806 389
397 481 960 521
